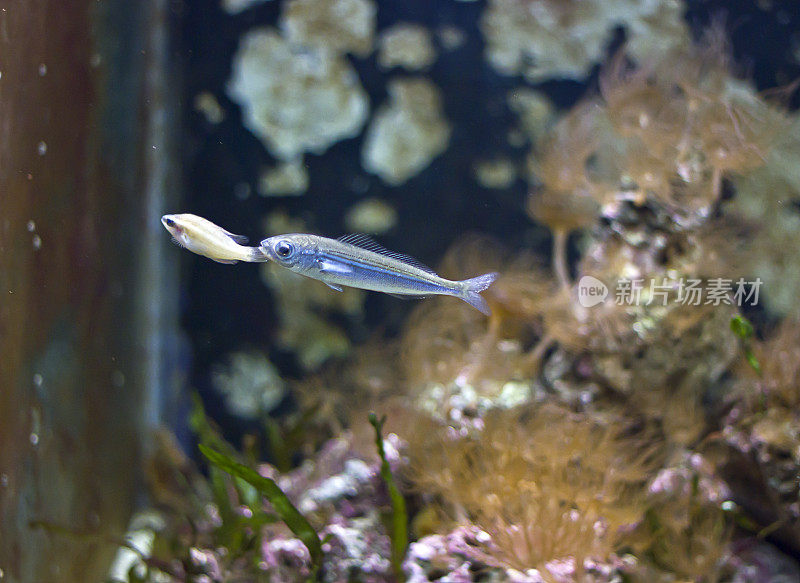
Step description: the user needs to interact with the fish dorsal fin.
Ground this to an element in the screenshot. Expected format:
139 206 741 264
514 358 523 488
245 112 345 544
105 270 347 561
223 230 248 245
337 234 437 275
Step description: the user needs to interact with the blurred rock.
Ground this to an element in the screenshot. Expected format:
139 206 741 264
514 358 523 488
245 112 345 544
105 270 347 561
481 0 689 81
436 25 466 52
228 28 369 160
474 158 517 189
258 158 309 196
211 351 286 418
727 116 800 315
378 23 436 71
193 91 225 125
362 78 450 185
343 198 398 234
280 0 376 57
508 88 555 144
221 0 271 15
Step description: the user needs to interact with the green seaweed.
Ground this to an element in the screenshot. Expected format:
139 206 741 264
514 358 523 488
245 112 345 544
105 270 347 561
368 413 408 582
730 315 762 376
190 394 259 550
198 444 324 577
264 416 293 473
730 314 754 339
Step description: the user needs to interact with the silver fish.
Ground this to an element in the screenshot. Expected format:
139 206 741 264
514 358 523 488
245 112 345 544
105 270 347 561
161 213 266 264
260 233 499 315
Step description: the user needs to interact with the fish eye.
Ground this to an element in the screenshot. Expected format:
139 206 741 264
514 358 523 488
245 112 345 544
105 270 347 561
164 217 175 228
275 240 294 258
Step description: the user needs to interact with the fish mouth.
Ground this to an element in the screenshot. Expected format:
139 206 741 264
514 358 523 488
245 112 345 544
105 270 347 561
161 215 178 232
258 238 277 261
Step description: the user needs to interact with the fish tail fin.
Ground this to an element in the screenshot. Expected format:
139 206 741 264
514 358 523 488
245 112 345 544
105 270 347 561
248 247 270 262
458 272 499 316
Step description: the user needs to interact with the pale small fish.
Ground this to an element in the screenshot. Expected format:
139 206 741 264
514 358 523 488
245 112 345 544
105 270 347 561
161 213 266 264
260 233 499 315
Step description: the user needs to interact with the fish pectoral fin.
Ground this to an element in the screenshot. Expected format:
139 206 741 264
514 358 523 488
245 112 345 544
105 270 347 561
212 258 238 264
318 259 353 274
325 283 344 292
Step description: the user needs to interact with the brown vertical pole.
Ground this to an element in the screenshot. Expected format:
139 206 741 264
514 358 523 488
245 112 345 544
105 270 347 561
0 0 179 580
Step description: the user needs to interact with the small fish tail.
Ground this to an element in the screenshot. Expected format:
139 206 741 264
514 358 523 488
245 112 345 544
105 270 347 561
458 272 499 316
248 247 270 262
